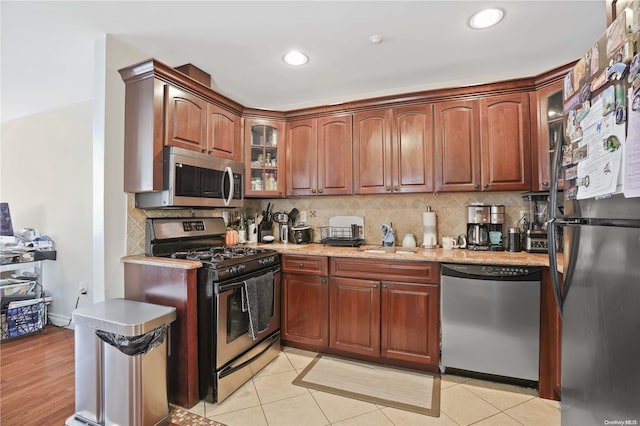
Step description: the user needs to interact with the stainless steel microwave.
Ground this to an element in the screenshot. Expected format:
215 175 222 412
135 146 243 209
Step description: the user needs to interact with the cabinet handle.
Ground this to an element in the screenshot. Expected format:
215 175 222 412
474 184 480 190
298 263 304 268
318 188 323 193
372 284 378 288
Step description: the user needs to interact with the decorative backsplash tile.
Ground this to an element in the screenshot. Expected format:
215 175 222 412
127 192 531 254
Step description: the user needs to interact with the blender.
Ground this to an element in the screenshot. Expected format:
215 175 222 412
522 193 551 253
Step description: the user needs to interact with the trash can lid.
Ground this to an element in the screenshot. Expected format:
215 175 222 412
72 299 176 336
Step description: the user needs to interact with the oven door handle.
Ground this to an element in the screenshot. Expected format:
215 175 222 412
219 333 280 379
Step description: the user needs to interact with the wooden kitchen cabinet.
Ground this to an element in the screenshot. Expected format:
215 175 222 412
245 118 286 197
206 103 242 161
329 258 440 370
119 59 245 193
434 93 531 192
532 80 564 191
354 105 434 194
165 85 207 152
281 255 329 350
329 277 381 357
286 115 352 196
480 92 532 191
434 100 481 191
381 281 439 366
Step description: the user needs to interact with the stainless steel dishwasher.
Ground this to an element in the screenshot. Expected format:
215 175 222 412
440 263 541 382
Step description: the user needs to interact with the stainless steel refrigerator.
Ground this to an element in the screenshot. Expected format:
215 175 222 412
548 6 640 425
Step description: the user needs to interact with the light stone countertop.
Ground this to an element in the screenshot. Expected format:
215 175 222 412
123 244 563 271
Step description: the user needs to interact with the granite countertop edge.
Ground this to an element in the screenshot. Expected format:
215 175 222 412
122 244 563 272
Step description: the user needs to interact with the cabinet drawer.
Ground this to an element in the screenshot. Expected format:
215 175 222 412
282 255 329 275
330 258 439 284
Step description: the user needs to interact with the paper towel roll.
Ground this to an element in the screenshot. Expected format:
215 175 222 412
422 211 438 248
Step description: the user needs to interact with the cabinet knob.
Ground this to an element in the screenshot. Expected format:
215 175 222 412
474 184 480 189
394 186 399 192
311 188 316 194
322 278 327 284
543 181 550 187
386 186 391 192
484 184 489 189
372 284 378 288
318 188 323 193
201 148 207 153
298 263 304 268
382 284 387 288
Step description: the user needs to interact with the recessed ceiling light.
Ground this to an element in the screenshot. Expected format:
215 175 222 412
283 50 309 66
469 8 504 29
369 35 384 44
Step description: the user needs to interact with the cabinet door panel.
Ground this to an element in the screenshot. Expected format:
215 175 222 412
393 105 434 193
165 86 206 151
480 93 531 191
434 100 481 192
353 110 392 194
206 103 241 161
287 119 317 196
381 282 439 366
318 115 353 195
329 277 380 357
282 274 329 349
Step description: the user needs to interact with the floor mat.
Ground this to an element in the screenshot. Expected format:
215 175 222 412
293 354 441 417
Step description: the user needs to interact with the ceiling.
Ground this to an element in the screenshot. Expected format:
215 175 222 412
1 1 607 122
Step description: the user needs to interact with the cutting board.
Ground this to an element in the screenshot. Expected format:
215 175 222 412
329 216 364 239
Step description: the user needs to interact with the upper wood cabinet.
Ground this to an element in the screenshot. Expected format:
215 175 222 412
119 58 245 193
354 105 433 194
532 80 564 191
245 118 286 198
206 103 242 161
434 93 531 192
286 115 353 196
480 93 532 191
434 100 481 192
165 85 207 152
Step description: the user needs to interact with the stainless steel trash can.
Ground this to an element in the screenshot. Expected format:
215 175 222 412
66 299 176 426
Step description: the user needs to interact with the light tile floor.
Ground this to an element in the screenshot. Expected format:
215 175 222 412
186 347 561 426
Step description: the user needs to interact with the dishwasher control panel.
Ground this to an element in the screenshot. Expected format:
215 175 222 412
441 263 542 280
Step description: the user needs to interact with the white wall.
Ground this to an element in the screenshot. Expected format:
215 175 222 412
0 34 147 324
0 101 94 322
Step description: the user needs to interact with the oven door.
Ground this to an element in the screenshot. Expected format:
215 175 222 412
216 268 280 368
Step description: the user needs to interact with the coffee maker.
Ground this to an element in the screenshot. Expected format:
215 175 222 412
466 204 505 251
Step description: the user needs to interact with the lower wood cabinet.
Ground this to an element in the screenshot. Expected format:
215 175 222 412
281 255 329 351
281 255 441 370
282 273 329 349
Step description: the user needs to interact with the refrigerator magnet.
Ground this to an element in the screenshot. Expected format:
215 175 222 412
606 62 627 81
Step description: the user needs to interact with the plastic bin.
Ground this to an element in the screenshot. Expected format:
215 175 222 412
66 299 176 426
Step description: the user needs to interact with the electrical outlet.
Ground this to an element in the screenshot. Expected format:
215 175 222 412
79 282 88 295
299 211 307 223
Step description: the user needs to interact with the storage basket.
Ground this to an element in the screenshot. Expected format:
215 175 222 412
1 299 46 339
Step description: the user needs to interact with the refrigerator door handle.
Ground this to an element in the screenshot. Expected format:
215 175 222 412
548 135 565 316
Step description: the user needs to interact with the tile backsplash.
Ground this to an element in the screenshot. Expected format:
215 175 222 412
127 192 530 254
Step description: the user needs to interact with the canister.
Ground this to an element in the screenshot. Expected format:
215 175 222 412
507 227 521 252
490 205 505 224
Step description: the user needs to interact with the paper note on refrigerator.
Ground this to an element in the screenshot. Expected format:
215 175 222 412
624 89 640 198
574 98 624 200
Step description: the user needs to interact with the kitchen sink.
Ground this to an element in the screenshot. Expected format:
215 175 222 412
358 246 419 255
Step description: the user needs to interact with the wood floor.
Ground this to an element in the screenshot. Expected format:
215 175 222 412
0 325 75 425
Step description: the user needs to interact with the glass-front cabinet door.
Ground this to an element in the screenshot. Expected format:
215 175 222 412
244 119 286 197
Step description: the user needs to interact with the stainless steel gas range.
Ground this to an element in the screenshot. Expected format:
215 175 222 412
145 217 281 403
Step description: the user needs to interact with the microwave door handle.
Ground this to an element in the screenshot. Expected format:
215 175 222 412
223 166 234 206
